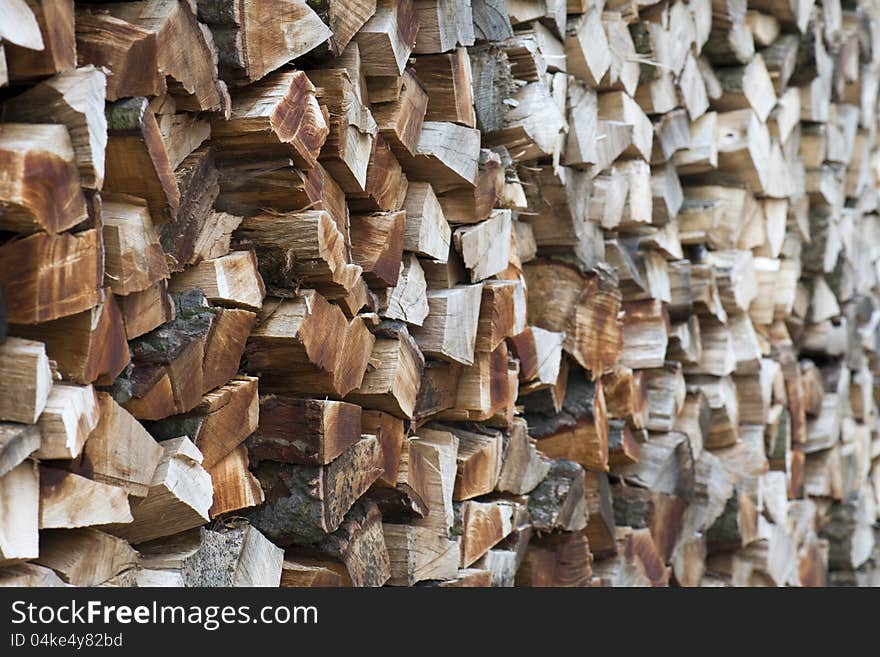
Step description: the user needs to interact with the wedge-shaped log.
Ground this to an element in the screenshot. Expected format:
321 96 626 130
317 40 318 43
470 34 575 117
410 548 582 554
237 210 361 300
527 372 609 472
524 261 622 375
383 523 460 585
212 70 328 170
528 459 588 532
285 500 391 587
198 0 333 84
245 292 374 397
11 294 130 386
207 445 264 518
35 528 137 586
138 520 282 587
398 121 481 192
372 68 429 157
377 253 429 325
0 123 87 234
309 68 377 191
350 211 406 288
169 250 265 312
39 468 132 529
107 437 212 545
0 423 40 479
35 384 99 460
5 0 75 81
454 209 512 282
346 332 424 419
2 67 107 190
0 460 39 563
84 392 164 498
458 499 517 567
0 229 102 326
248 434 384 545
355 0 419 76
0 338 52 424
116 280 175 341
247 397 362 466
83 0 227 112
105 97 180 225
146 376 259 470
102 197 169 296
412 284 482 365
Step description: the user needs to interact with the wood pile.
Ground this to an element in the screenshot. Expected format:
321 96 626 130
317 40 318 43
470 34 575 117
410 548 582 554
3 0 880 588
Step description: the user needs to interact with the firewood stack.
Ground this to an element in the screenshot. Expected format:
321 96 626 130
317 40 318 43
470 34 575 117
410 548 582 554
2 0 880 588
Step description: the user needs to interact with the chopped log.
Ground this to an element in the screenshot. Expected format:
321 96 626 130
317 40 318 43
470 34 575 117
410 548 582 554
236 210 361 299
0 563 66 587
4 0 75 81
197 0 333 84
0 423 40 479
413 359 463 419
169 250 265 312
565 8 609 86
138 520 283 587
207 444 264 517
104 97 180 226
287 499 390 587
403 182 451 260
83 392 164 497
0 0 44 53
212 69 328 170
0 123 87 235
584 470 617 558
74 6 164 100
86 0 227 113
371 68 429 158
12 293 130 386
496 417 550 495
346 332 424 419
510 325 564 398
360 410 404 487
524 261 622 375
35 528 137 586
246 292 374 397
159 147 222 272
620 299 670 370
152 96 211 170
356 0 419 75
102 197 169 296
0 460 39 563
383 523 459 585
350 211 407 287
2 66 107 190
0 338 52 424
39 468 132 529
527 371 609 472
377 254 429 325
248 434 384 545
516 531 592 587
248 396 361 466
412 47 476 127
457 498 517 567
116 280 175 340
398 121 481 191
107 437 213 545
308 67 376 191
147 376 259 470
34 384 99 461
454 209 512 282
528 459 588 533
412 284 482 364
